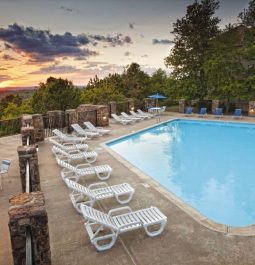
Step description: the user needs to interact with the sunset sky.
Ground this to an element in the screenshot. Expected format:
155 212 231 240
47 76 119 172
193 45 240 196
0 0 250 89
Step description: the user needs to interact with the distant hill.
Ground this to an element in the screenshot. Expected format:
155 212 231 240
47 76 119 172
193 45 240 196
0 87 37 100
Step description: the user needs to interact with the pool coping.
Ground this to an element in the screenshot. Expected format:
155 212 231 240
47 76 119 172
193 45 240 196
101 117 255 236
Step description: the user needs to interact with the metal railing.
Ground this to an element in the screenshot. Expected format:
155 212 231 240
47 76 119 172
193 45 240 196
0 117 21 137
25 130 33 265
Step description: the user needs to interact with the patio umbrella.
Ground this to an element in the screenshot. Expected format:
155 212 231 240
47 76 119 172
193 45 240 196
148 93 167 107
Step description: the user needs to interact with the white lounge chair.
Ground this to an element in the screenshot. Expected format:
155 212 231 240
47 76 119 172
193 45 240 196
84 121 110 135
65 179 134 212
81 204 167 251
71 123 100 138
137 109 154 118
52 146 97 164
49 137 89 152
111 114 134 125
130 110 148 120
121 112 141 122
158 106 166 115
57 158 112 181
52 129 87 143
0 159 11 190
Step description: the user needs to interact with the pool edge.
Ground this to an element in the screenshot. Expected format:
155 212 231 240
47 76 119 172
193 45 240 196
102 117 255 236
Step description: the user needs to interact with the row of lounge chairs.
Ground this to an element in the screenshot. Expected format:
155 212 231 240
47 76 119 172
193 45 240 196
185 107 243 119
50 127 167 251
111 109 154 125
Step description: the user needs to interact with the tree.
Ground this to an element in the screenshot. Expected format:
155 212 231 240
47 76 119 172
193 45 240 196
31 77 81 113
0 94 22 117
239 0 255 27
165 0 220 99
2 100 33 119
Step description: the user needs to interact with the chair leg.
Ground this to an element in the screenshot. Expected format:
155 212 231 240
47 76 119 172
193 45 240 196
0 174 2 190
115 191 134 204
92 232 117 252
96 170 112 180
144 220 167 237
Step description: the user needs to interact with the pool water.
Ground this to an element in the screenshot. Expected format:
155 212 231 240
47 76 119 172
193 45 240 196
107 119 255 227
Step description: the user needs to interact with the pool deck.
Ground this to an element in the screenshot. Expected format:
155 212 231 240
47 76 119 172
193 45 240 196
1 112 255 265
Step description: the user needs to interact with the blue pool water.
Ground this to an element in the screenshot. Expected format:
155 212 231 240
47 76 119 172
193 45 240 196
107 119 255 227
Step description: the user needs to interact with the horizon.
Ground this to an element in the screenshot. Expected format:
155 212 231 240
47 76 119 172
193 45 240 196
0 0 250 89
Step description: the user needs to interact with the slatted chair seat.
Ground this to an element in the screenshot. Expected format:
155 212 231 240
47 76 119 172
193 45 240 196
130 110 148 120
65 179 134 212
121 112 141 122
81 204 167 251
57 158 112 181
52 145 97 163
53 129 87 143
111 114 134 125
50 137 89 152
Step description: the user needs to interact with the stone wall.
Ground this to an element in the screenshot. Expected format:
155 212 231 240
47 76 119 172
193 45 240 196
179 99 186 113
21 126 35 146
32 114 45 142
109 101 116 114
9 192 51 265
17 145 41 193
249 101 255 117
212 100 220 115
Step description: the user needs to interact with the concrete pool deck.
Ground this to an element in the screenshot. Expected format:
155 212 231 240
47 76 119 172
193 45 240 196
1 112 255 265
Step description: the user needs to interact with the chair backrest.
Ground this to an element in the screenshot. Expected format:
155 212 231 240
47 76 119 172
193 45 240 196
111 114 120 121
57 158 76 171
52 146 68 156
161 106 166 112
215 108 223 115
65 178 91 196
186 107 193 114
84 121 95 130
1 159 11 171
234 109 242 116
80 204 117 230
53 129 66 139
71 123 83 133
121 112 129 118
200 108 207 114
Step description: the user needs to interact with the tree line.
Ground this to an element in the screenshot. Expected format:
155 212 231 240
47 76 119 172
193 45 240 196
1 0 255 119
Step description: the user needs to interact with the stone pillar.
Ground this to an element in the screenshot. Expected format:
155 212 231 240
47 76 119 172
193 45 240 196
179 99 186 113
249 101 255 117
17 145 40 193
96 105 109 127
21 115 33 127
65 109 78 133
32 114 45 142
77 104 97 126
127 99 135 112
109 101 116 114
212 100 220 114
21 126 35 146
144 98 155 111
47 111 57 128
9 192 51 265
55 110 65 128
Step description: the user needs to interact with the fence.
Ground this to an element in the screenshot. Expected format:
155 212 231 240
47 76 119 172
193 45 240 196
0 117 21 137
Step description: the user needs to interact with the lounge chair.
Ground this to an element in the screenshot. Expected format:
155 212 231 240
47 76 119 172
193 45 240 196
71 123 100 138
57 158 112 181
81 204 167 251
65 179 134 212
49 137 89 152
130 110 148 120
232 109 242 119
52 129 87 143
121 112 141 122
111 114 134 125
84 121 110 135
52 146 97 164
158 106 166 115
185 107 193 116
198 107 207 118
215 108 223 118
137 109 154 118
0 159 11 190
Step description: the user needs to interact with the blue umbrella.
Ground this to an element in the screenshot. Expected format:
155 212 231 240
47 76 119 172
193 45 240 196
148 93 167 107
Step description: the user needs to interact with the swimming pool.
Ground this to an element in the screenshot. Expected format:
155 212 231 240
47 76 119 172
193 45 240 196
107 119 255 227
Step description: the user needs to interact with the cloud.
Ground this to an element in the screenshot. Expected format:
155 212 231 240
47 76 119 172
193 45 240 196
4 42 12 49
30 65 78 74
140 34 145 38
129 23 135 29
2 54 17 61
0 74 11 82
141 54 148 58
0 24 132 62
152 38 175 45
60 6 74 12
124 51 131 56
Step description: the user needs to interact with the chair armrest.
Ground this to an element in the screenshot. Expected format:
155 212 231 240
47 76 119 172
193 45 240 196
108 206 132 216
68 150 82 155
88 182 108 189
75 163 91 169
